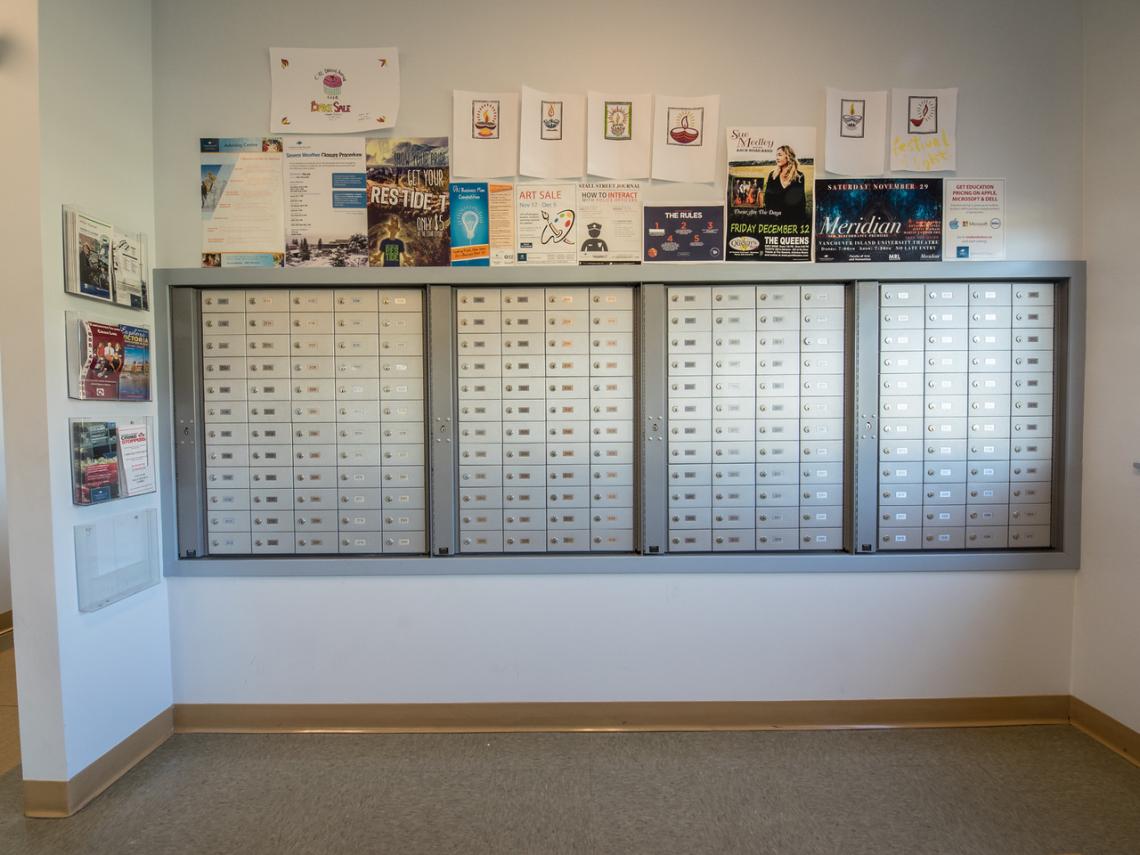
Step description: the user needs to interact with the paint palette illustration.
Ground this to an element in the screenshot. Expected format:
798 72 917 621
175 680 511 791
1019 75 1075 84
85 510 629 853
540 209 575 244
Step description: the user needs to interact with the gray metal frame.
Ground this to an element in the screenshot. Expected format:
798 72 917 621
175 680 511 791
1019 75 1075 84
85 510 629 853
852 281 881 553
427 285 458 556
156 261 1085 577
639 283 667 554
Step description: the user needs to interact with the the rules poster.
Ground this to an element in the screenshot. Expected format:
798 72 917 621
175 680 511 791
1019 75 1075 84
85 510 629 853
814 179 942 262
643 205 724 262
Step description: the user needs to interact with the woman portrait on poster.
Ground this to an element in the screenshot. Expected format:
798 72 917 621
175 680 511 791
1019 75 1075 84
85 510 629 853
763 145 808 225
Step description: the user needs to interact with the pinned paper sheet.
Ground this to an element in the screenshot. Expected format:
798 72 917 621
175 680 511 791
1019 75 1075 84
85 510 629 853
452 90 520 178
651 95 720 183
824 88 887 176
520 86 586 179
587 92 652 179
269 47 400 134
515 183 578 265
890 88 958 172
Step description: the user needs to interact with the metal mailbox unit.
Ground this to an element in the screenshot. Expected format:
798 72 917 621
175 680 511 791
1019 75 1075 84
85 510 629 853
158 261 1084 577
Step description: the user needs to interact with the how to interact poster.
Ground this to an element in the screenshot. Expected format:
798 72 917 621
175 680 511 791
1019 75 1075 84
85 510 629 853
366 137 450 267
643 205 724 262
200 138 285 267
519 86 586 179
577 182 642 264
890 88 958 172
943 179 1005 260
516 183 577 266
726 127 815 262
269 47 400 135
814 179 942 262
283 137 368 267
824 88 887 176
452 90 520 178
587 91 652 180
651 95 720 183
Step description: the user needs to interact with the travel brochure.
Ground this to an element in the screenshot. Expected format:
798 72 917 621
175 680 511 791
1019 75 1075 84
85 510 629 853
66 313 152 402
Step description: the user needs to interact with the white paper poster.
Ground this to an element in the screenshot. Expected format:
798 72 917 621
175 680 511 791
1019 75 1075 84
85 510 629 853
200 138 285 268
587 92 652 179
111 230 148 309
269 47 400 135
452 90 520 178
520 86 586 178
890 88 958 172
117 424 155 497
651 95 720 183
283 137 368 267
943 179 1005 260
488 183 517 266
577 182 642 264
824 88 887 176
516 183 577 265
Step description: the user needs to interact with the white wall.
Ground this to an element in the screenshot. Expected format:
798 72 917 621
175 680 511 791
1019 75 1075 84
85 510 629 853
0 0 173 781
0 0 68 781
152 0 1084 266
171 573 1076 703
155 0 1083 705
0 357 10 617
1071 0 1140 732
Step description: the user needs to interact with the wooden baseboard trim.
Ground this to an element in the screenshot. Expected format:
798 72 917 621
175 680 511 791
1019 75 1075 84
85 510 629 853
23 707 173 818
173 695 1071 734
0 609 12 635
1070 697 1140 768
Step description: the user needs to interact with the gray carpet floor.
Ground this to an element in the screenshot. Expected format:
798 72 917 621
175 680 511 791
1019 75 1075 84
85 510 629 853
0 725 1138 854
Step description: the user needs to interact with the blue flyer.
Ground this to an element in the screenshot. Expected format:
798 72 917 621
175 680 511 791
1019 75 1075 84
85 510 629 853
449 182 490 266
814 178 942 262
643 205 724 262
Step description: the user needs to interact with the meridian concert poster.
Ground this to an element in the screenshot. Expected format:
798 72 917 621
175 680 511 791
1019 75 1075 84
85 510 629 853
813 179 943 263
366 137 450 267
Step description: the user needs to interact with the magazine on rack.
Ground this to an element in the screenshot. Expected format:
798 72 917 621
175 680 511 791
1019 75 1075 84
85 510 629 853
71 420 121 504
66 313 153 401
118 324 151 401
63 207 114 302
112 230 150 309
70 317 124 401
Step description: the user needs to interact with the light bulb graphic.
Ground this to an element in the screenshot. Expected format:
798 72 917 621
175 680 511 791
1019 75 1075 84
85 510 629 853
460 209 480 240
